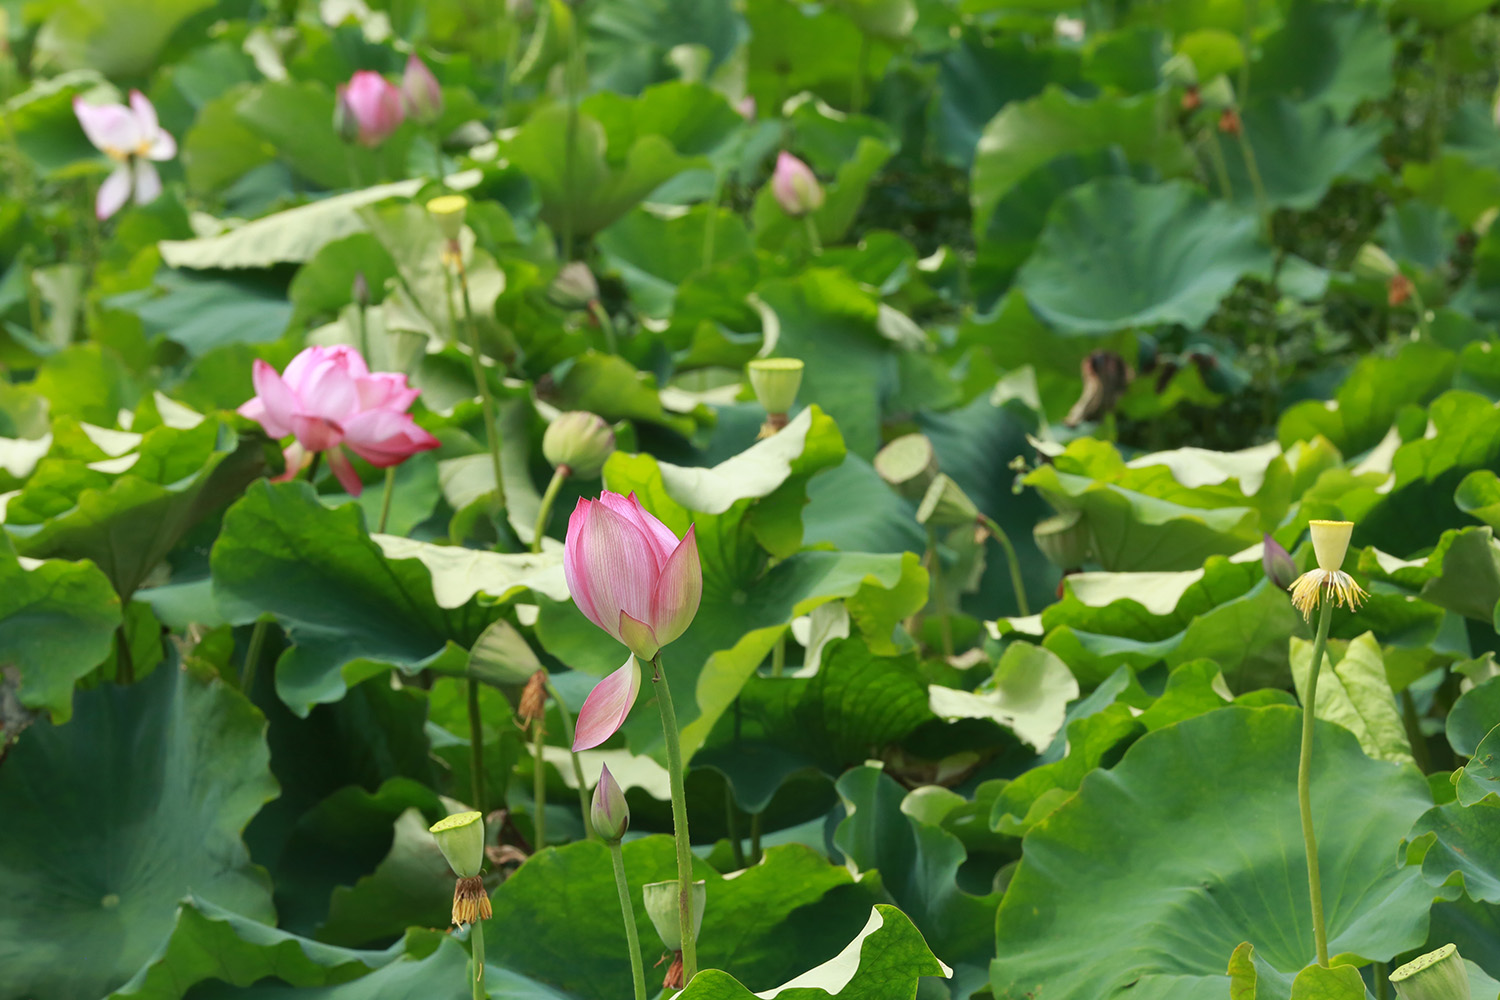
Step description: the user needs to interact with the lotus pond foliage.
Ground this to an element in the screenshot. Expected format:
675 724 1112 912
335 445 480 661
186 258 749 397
0 0 1499 999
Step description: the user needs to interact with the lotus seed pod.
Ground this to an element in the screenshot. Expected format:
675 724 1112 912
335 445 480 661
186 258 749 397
1308 519 1354 573
642 879 706 951
428 810 485 878
917 474 980 528
1033 510 1092 569
1162 53 1197 88
548 261 599 309
875 433 939 501
542 411 615 478
1391 944 1471 1000
1353 243 1400 283
747 358 804 416
590 763 630 844
1198 76 1235 111
427 194 468 241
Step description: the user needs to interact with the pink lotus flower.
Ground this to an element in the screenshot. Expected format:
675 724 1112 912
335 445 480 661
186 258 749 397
566 492 701 749
771 151 824 218
73 91 176 220
238 345 439 496
337 71 405 147
401 55 443 124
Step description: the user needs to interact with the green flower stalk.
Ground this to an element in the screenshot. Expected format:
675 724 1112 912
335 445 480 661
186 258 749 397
594 766 647 1000
1288 519 1366 968
429 810 491 1000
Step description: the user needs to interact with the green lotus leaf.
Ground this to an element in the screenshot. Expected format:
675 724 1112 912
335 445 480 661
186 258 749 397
991 706 1436 1000
554 351 705 439
316 807 455 947
501 103 701 239
751 136 895 252
234 80 412 191
1291 631 1412 765
1450 674 1500 757
33 0 213 77
676 905 948 999
1360 526 1500 623
1278 340 1456 455
188 936 474 1000
990 702 1143 837
1408 795 1500 904
1457 724 1500 806
596 205 752 320
590 0 744 96
1254 0 1394 119
696 636 932 813
0 70 110 176
928 642 1077 751
1220 98 1386 211
1405 153 1500 229
109 269 294 357
930 32 1076 169
111 896 407 1000
485 837 883 999
0 665 278 1000
970 86 1191 238
1016 177 1273 334
210 481 535 714
745 0 890 112
1390 0 1493 29
0 533 120 724
835 764 1000 996
4 418 268 599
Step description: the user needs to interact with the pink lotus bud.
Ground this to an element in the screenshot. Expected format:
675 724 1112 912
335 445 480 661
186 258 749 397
237 345 439 496
736 96 757 120
591 763 630 842
573 655 642 751
564 491 702 663
401 55 443 125
771 152 824 218
341 70 405 147
1262 534 1296 590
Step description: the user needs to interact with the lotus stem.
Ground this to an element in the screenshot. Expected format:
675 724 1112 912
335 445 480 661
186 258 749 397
468 678 486 812
651 653 699 985
749 811 762 866
609 840 649 1000
926 526 954 658
980 514 1031 617
532 712 547 851
770 635 786 678
725 787 745 869
1299 595 1334 967
561 14 583 261
115 625 134 684
802 215 822 255
452 248 507 510
533 467 568 554
377 468 396 533
587 300 618 354
242 618 270 695
470 918 486 1000
543 677 594 838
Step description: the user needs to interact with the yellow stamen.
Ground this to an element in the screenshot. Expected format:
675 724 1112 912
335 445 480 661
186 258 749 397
1289 568 1367 621
451 875 492 925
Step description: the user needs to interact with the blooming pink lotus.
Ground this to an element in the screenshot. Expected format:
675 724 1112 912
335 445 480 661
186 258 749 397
73 91 177 220
566 492 702 750
771 151 824 218
337 71 405 147
238 345 439 496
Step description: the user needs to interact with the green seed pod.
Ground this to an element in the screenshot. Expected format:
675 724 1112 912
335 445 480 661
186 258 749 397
874 433 939 501
548 261 599 309
428 810 485 878
542 411 615 478
917 474 980 528
642 879 706 951
1352 243 1400 283
427 194 468 242
1391 945 1471 1000
747 358 804 416
1033 510 1092 569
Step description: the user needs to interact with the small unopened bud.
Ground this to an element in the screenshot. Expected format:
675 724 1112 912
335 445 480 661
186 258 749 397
736 96 757 120
1391 944 1471 1000
1309 520 1354 573
541 411 615 478
747 358 804 418
643 879 706 952
429 810 486 878
351 271 370 308
1034 510 1092 570
1353 243 1400 283
1053 14 1085 42
517 669 548 728
917 474 980 528
1262 534 1296 590
427 194 468 242
771 152 824 218
874 433 938 501
591 763 630 843
402 55 443 125
548 261 599 309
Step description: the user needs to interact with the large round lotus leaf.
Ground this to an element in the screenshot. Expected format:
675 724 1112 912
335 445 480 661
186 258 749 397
0 666 277 1000
991 706 1435 1000
1016 178 1272 334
